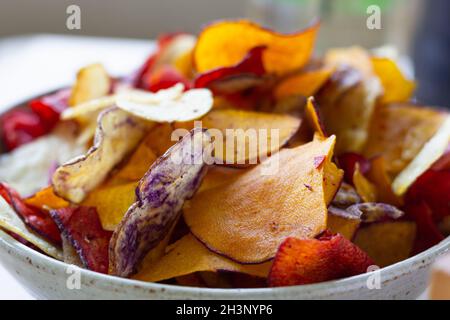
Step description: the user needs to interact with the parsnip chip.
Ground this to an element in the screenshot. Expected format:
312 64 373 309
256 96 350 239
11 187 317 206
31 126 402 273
184 135 342 263
364 103 447 178
116 87 213 122
201 109 301 164
133 234 271 282
274 67 332 99
353 221 416 267
0 197 63 260
81 182 137 231
194 20 319 75
393 116 450 195
109 128 213 277
52 108 150 203
353 163 377 203
371 57 416 104
69 63 111 106
25 186 69 210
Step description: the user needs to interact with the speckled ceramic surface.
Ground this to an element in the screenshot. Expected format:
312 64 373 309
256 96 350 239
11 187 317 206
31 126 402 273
0 229 448 300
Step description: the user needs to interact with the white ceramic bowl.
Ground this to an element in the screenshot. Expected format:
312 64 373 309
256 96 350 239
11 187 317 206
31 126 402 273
0 229 449 299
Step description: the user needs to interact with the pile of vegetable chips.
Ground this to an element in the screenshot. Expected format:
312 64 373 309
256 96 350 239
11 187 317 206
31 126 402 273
0 20 449 288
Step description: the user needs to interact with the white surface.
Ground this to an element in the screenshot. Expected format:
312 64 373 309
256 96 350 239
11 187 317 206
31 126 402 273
0 34 151 299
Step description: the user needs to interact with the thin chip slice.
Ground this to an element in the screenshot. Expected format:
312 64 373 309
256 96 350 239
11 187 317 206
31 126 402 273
353 221 416 267
201 109 301 165
305 97 326 137
133 234 271 283
81 182 137 231
109 128 213 277
327 208 360 240
25 187 69 210
371 57 416 104
0 197 63 260
194 20 319 75
364 103 446 178
50 207 112 273
184 135 342 263
367 156 402 206
268 232 374 287
52 107 150 203
353 163 377 202
69 64 111 106
274 67 332 99
393 116 450 195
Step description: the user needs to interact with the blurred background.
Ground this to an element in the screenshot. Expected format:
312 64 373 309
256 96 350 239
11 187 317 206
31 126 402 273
0 0 449 106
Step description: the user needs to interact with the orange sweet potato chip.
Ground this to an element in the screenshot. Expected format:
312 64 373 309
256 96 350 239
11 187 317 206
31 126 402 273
371 57 416 104
274 67 332 99
353 221 416 267
367 156 402 207
133 234 271 282
327 209 360 240
353 163 377 203
81 182 137 231
201 109 301 165
197 166 247 193
268 232 374 287
363 103 446 177
144 123 177 157
194 20 319 75
305 97 327 137
184 135 342 263
25 186 69 210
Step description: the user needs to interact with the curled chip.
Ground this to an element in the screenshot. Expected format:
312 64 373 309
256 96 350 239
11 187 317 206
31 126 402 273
274 67 332 99
53 107 150 203
109 128 213 277
50 206 112 273
194 20 319 75
0 197 63 260
305 97 327 137
194 46 266 94
371 57 416 104
184 135 342 263
353 163 377 203
268 232 374 287
69 64 111 107
364 103 446 179
133 234 271 283
200 109 301 165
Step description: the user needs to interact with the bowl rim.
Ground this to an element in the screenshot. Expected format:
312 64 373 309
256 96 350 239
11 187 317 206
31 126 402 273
1 228 449 296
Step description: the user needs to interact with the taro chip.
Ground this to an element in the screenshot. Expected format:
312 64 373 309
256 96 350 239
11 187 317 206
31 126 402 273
81 182 137 231
133 234 271 283
305 97 327 137
52 107 150 203
274 67 332 99
0 197 63 260
268 232 374 287
25 186 69 210
109 128 213 277
392 116 450 195
353 221 416 267
184 135 343 263
50 206 112 273
364 103 446 179
0 183 61 245
371 57 416 104
200 109 301 165
194 20 319 75
69 63 111 106
194 46 266 94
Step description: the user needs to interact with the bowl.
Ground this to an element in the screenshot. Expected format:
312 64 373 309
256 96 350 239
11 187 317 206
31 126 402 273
1 229 449 299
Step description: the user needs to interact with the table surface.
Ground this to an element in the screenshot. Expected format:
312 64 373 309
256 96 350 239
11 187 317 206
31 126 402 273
0 34 151 299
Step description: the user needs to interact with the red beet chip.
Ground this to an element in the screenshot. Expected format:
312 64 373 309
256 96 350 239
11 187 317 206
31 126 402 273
337 152 371 184
29 89 70 129
194 46 266 93
268 232 374 287
50 207 112 274
0 109 47 151
0 183 61 245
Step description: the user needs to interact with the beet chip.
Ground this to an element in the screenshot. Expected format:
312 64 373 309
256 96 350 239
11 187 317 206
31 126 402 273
50 207 112 273
268 232 374 287
194 46 266 94
0 183 61 245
